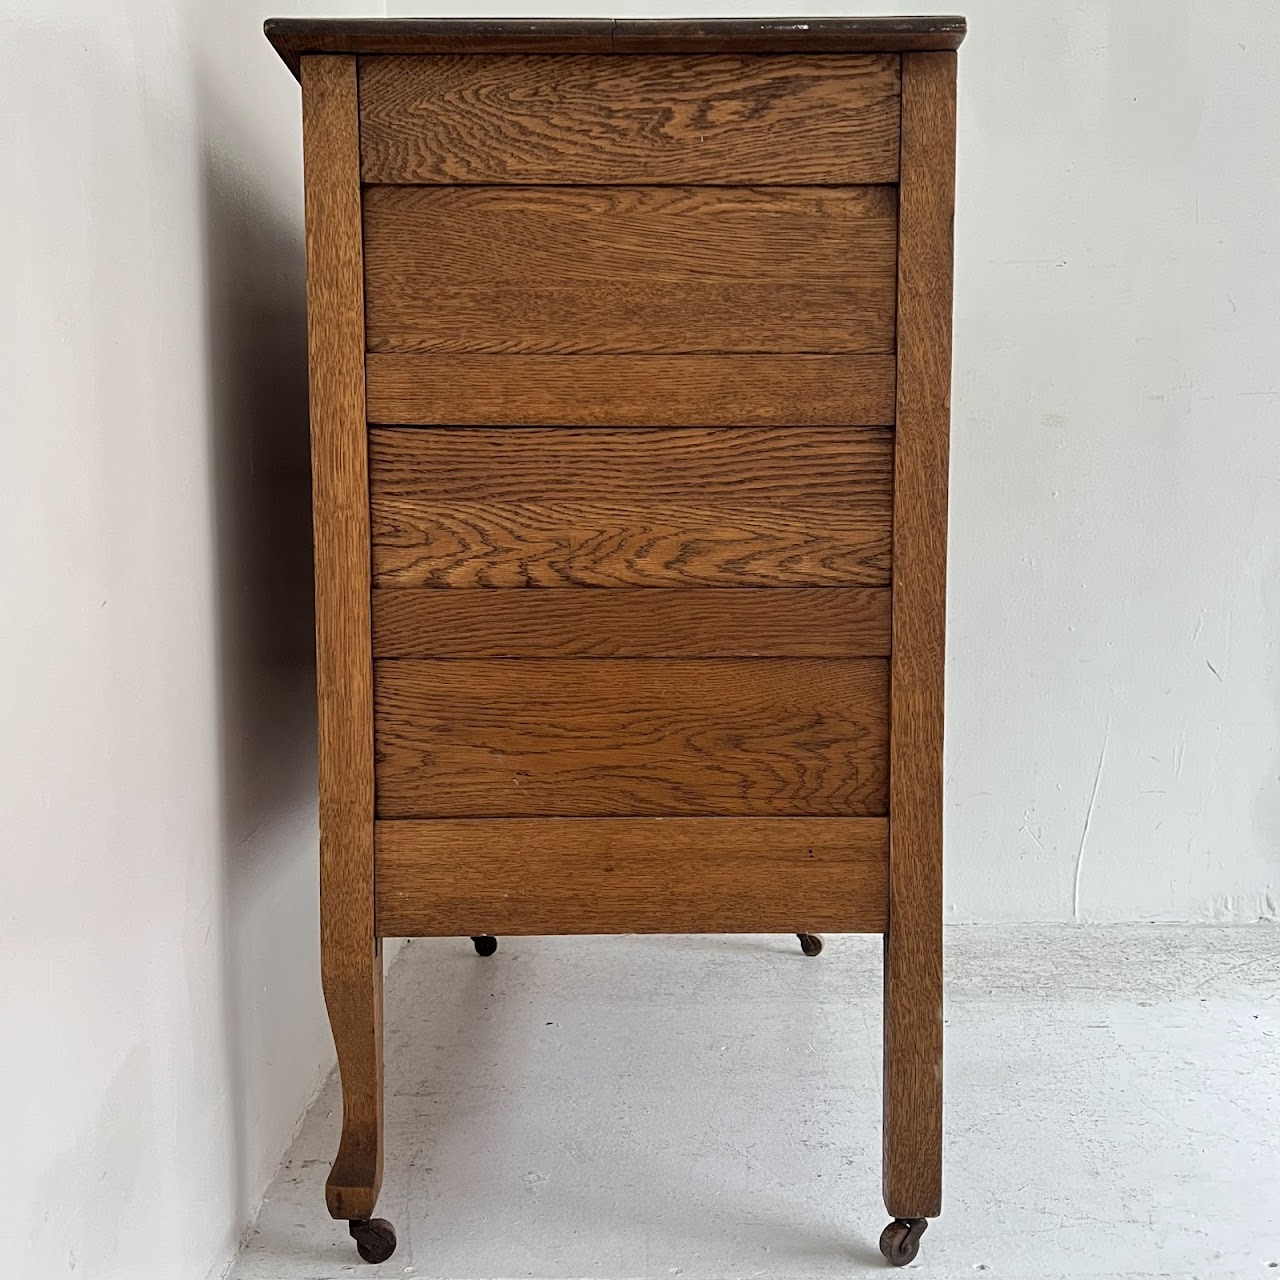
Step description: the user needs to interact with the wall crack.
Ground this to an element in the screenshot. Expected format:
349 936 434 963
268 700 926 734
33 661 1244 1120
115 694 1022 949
1073 718 1111 922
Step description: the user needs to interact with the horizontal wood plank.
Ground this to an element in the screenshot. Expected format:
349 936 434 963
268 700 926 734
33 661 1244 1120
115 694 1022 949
374 657 889 818
369 426 893 588
371 587 892 657
365 354 897 426
373 501 891 589
359 54 901 184
364 185 898 355
370 425 891 502
374 817 889 936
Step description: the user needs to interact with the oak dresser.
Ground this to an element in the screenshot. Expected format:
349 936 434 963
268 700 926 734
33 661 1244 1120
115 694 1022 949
267 16 964 1268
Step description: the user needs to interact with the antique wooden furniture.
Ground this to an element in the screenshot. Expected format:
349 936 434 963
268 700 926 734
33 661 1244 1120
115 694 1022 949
267 16 963 1268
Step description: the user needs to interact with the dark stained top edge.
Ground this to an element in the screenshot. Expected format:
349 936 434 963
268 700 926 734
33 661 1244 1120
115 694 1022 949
265 17 967 78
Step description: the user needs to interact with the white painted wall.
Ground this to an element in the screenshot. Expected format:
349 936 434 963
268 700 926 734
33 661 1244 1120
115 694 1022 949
381 0 1280 924
0 3 381 1278
942 1 1279 923
2 2 1277 1275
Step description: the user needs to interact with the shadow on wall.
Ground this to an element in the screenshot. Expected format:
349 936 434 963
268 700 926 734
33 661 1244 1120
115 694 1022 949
196 69 325 1228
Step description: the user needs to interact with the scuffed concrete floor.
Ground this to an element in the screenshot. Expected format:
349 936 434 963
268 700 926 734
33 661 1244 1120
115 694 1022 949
230 926 1279 1280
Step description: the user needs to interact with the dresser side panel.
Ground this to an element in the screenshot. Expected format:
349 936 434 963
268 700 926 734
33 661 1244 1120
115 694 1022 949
371 587 893 658
375 657 890 819
358 53 902 185
375 818 890 936
363 184 899 355
367 424 893 590
365 353 897 427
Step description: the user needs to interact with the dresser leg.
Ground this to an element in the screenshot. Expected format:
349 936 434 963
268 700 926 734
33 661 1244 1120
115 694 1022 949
881 44 954 1255
882 929 942 1227
302 47 391 1255
322 943 385 1226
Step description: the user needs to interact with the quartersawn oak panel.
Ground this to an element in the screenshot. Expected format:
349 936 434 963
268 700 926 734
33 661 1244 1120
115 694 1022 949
365 353 897 426
363 185 898 355
370 424 890 502
373 502 891 589
358 53 902 185
374 657 889 818
369 426 893 588
371 587 892 657
374 817 889 936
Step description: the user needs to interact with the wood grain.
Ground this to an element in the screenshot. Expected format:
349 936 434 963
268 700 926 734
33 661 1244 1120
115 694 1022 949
374 657 889 818
363 185 898 355
369 426 893 588
267 18 967 78
365 353 897 427
372 503 890 590
370 425 891 502
371 587 892 657
300 55 382 1225
883 51 957 1225
358 54 901 185
374 817 890 936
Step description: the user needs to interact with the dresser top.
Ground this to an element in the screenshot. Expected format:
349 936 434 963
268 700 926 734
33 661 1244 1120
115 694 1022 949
265 16 966 78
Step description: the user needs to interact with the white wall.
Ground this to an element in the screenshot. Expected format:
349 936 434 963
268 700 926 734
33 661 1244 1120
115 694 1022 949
943 1 1279 923
0 3 380 1278
382 0 1280 925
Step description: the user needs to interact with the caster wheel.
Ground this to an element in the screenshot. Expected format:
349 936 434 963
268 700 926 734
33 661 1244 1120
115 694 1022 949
349 1217 397 1264
471 935 498 956
797 932 824 957
879 1217 927 1266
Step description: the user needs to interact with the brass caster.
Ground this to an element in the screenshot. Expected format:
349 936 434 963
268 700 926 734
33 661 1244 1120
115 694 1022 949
471 935 498 956
879 1217 927 1266
797 932 824 956
349 1217 397 1264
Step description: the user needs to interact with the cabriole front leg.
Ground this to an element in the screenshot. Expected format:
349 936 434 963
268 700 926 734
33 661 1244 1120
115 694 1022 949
322 957 385 1223
300 48 395 1265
